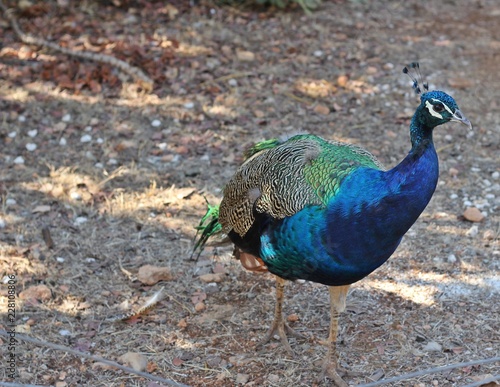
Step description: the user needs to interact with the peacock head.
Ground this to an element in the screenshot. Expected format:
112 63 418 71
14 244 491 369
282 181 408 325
403 63 472 131
419 90 472 130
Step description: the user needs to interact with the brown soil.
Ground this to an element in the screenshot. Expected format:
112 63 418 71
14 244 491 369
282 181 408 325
0 1 498 386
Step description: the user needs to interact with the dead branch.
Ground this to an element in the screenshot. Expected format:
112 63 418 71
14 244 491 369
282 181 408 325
0 0 153 91
0 330 190 387
357 357 500 387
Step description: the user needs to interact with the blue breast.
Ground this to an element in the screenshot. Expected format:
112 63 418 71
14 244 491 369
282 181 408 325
259 142 439 286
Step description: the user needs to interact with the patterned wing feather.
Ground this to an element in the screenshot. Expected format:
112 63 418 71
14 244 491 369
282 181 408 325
219 135 383 237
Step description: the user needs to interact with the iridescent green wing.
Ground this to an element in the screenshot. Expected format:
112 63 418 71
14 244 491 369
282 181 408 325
219 134 383 237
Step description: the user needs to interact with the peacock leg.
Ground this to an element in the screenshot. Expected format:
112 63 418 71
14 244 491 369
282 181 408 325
318 285 350 387
257 275 303 356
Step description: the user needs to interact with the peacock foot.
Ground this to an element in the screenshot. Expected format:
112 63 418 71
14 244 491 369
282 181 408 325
318 358 349 387
257 318 304 356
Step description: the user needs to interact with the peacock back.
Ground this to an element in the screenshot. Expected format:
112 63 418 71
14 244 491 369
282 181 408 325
219 134 383 237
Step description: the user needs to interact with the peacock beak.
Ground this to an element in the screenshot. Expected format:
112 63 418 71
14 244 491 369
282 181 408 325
451 109 472 130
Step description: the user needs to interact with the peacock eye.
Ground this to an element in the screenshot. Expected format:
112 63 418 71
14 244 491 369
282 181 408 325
433 103 445 113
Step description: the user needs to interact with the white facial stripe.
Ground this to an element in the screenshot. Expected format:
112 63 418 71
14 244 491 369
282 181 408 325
425 100 443 119
431 98 454 114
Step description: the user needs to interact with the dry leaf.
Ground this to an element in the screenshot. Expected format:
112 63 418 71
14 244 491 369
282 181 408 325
119 352 148 372
137 265 174 285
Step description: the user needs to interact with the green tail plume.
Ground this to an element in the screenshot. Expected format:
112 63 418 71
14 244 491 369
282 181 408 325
191 199 223 259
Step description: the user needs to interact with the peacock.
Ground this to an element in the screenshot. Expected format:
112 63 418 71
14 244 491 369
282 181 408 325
193 63 471 386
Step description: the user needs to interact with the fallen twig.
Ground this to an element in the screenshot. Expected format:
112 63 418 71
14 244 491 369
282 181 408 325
0 0 153 91
0 330 190 387
357 357 500 387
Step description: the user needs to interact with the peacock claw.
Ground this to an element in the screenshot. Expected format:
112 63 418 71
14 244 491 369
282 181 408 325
318 361 349 387
257 318 303 357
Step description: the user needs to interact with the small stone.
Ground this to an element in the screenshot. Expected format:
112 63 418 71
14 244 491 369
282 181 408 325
96 138 104 144
184 102 195 109
151 119 162 127
448 167 459 177
137 264 174 285
74 216 88 226
194 302 206 312
463 207 485 222
62 114 72 122
483 229 495 240
466 225 479 237
59 329 71 336
447 254 457 263
19 284 52 301
14 156 25 164
80 134 92 143
84 126 92 132
228 79 238 87
6 198 16 206
206 355 222 367
8 131 17 138
236 50 255 61
423 341 442 352
313 104 330 115
119 352 148 372
287 313 299 322
59 138 67 146
198 273 225 283
450 193 458 200
55 382 67 387
26 143 37 151
492 171 499 180
337 75 349 87
236 373 250 384
313 50 324 57
70 191 82 200
56 257 65 263
18 115 26 122
27 129 38 137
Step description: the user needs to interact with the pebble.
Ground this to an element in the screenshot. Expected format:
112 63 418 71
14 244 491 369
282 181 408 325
466 225 479 237
74 216 88 226
19 284 52 301
70 191 82 200
184 102 195 109
94 162 103 169
151 119 161 127
313 50 324 57
26 143 37 151
423 341 442 352
84 126 92 132
14 156 25 164
8 131 17 138
492 171 499 180
236 373 250 384
6 198 16 206
463 207 485 222
108 158 118 165
18 115 26 122
447 254 457 263
228 79 238 87
0 218 6 228
80 134 92 143
59 138 67 146
27 129 38 137
450 193 458 200
96 138 104 144
137 264 174 285
59 330 71 336
194 302 206 312
56 257 65 263
119 352 148 372
62 114 72 122
483 229 495 240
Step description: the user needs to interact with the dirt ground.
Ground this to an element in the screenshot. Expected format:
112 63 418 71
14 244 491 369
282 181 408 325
0 1 499 386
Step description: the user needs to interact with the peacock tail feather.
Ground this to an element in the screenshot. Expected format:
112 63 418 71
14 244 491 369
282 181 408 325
191 200 223 259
